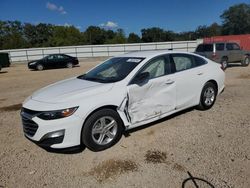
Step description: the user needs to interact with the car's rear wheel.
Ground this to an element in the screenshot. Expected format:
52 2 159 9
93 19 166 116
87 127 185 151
82 109 124 151
36 64 44 71
241 56 249 67
197 82 217 110
221 58 228 70
66 62 73 68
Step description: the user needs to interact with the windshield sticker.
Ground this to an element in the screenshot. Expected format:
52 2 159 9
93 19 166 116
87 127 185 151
126 58 142 63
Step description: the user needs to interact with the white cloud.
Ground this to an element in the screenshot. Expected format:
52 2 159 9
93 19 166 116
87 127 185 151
46 2 67 15
64 23 71 27
100 21 118 29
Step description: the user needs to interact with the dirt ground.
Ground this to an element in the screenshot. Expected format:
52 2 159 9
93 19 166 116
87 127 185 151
0 58 249 188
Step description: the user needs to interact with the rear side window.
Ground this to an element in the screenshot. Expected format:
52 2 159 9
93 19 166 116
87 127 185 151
203 44 213 52
216 43 224 51
196 44 214 52
194 56 207 66
226 43 233 50
57 55 65 59
171 54 193 72
232 43 240 50
196 45 204 52
170 54 207 72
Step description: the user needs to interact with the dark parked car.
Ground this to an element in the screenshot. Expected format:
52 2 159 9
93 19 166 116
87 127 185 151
0 53 11 71
195 42 250 69
28 54 79 71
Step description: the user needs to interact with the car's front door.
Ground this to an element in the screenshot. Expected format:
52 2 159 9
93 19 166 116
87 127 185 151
127 55 176 124
45 55 57 68
56 54 67 67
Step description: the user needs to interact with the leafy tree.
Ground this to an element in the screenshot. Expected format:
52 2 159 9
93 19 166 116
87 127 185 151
141 27 165 42
221 3 250 35
0 20 26 49
49 25 83 46
141 27 175 42
109 29 126 44
105 30 116 41
24 23 53 47
84 26 106 44
128 33 141 43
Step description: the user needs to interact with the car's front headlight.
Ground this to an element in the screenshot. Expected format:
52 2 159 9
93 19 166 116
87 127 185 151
29 62 36 65
37 107 78 120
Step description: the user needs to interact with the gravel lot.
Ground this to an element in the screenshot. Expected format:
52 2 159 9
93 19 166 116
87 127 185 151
0 58 249 188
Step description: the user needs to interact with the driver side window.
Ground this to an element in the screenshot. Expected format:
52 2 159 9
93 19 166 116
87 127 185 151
47 55 55 60
140 57 166 79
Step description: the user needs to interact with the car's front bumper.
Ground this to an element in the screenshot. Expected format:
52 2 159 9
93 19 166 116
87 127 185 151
21 109 83 149
28 64 36 69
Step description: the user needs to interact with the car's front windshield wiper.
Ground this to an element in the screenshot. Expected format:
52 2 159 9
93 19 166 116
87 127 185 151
77 74 109 83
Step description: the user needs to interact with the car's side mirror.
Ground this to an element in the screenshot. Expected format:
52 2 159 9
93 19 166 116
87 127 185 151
132 72 150 84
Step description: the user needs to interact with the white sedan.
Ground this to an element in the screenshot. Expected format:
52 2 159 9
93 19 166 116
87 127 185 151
21 50 225 151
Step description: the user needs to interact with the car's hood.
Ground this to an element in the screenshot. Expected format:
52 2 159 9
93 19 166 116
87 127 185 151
31 77 114 103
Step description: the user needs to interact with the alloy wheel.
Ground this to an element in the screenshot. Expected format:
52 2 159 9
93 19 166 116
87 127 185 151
204 87 215 106
91 116 118 145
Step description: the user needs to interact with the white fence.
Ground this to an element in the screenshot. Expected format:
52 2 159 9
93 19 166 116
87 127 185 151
0 40 202 62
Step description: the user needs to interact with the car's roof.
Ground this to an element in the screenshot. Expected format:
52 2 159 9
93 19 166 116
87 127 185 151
117 50 194 59
201 42 238 45
47 53 69 56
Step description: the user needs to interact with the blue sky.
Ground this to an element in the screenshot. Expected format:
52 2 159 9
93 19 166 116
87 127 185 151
0 0 249 35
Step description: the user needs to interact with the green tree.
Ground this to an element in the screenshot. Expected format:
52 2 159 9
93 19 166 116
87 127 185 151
49 25 83 46
141 27 174 42
127 33 141 43
84 26 106 44
0 20 26 49
221 3 250 35
24 23 53 47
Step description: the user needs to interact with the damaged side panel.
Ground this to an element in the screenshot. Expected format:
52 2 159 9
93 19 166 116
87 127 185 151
126 76 176 125
117 95 131 129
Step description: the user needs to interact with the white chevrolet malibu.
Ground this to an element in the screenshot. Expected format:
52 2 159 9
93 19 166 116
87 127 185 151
21 50 225 151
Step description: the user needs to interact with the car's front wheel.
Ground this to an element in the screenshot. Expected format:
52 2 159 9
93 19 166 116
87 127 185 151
66 62 73 68
82 109 124 151
36 64 44 71
197 82 217 110
241 56 250 67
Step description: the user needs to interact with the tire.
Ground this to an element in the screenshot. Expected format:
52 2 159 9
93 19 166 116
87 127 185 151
66 62 73 68
0 64 2 71
197 82 217 110
36 64 44 71
82 109 124 151
221 58 228 70
241 56 250 67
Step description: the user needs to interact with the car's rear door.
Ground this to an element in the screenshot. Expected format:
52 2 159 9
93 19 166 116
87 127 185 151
169 53 207 109
226 43 242 62
127 55 176 124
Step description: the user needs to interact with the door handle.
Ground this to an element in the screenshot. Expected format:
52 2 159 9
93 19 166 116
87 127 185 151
165 80 175 84
197 72 204 75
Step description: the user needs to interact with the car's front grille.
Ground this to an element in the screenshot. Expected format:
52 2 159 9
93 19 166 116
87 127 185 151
21 111 39 137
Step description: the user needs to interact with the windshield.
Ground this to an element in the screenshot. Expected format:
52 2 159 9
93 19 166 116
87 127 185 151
77 57 144 83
